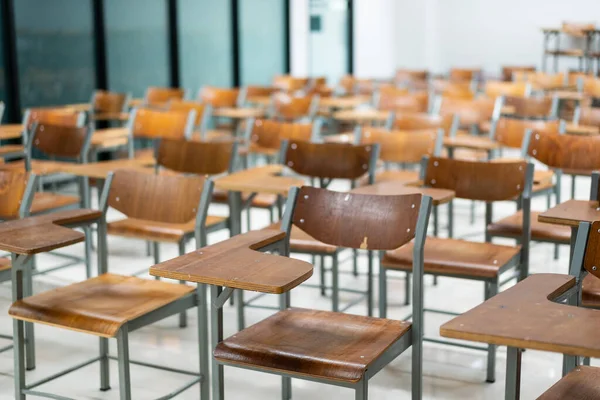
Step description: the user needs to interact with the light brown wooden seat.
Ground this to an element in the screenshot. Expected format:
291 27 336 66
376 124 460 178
9 273 193 337
383 237 521 279
108 215 227 243
488 210 570 243
537 365 600 399
144 86 185 108
214 307 411 383
378 90 428 113
165 99 215 139
439 96 497 128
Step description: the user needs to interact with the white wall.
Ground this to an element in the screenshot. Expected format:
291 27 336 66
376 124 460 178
290 0 309 76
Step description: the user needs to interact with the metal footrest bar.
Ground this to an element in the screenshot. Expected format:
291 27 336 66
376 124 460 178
154 377 202 400
243 292 268 305
301 282 366 294
424 337 488 352
26 356 102 390
423 308 462 317
131 267 152 277
0 343 12 353
0 333 11 339
107 355 201 377
498 271 521 287
339 293 369 312
22 389 73 400
47 251 85 262
32 261 80 276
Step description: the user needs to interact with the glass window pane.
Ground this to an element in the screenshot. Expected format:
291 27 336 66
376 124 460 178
239 0 286 86
178 0 232 94
104 0 169 97
14 0 95 108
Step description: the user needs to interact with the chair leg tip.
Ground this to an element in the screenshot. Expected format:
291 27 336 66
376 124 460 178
485 379 495 383
26 366 35 371
100 386 111 392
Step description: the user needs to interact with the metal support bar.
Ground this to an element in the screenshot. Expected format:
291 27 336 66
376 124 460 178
505 347 521 400
213 286 234 308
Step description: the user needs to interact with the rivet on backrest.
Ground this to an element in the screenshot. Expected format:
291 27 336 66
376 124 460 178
362 164 367 169
411 204 415 208
299 219 304 223
304 195 309 199
532 149 537 155
287 161 294 166
434 161 439 167
431 179 436 184
291 143 297 150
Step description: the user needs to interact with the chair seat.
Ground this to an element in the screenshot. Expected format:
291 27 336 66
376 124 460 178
107 215 226 242
0 144 24 157
30 192 80 214
358 170 420 187
9 273 194 338
382 237 521 279
214 308 412 383
267 222 337 253
487 210 571 243
537 365 600 399
212 189 278 209
0 257 11 272
582 274 600 308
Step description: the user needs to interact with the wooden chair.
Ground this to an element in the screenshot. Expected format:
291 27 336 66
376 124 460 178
576 75 600 97
125 107 196 158
513 71 566 91
438 96 500 131
449 67 482 82
574 104 600 128
339 76 377 96
381 157 534 383
144 86 185 107
377 90 429 114
165 99 214 140
8 173 212 398
238 85 278 106
500 95 559 120
104 169 224 295
395 68 429 86
212 185 432 400
431 79 476 100
483 81 531 98
90 90 130 121
272 75 309 92
390 112 456 133
271 92 319 122
501 65 536 82
22 107 85 144
198 86 240 108
489 117 562 150
354 126 444 185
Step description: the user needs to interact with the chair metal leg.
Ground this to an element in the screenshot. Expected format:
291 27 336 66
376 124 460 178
153 242 160 280
367 250 373 316
211 286 225 400
23 261 35 371
448 200 454 238
505 347 521 400
583 357 591 366
117 327 132 400
246 208 251 232
571 176 576 199
320 255 326 296
469 200 475 224
83 226 93 279
405 272 411 306
197 284 210 400
379 266 387 318
485 280 498 383
353 249 359 276
433 276 438 286
433 206 439 237
100 337 110 391
13 317 26 400
355 378 368 400
236 289 245 330
178 241 188 328
280 291 292 400
146 241 152 257
332 253 339 312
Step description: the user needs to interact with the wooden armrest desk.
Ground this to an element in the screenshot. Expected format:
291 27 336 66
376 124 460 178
351 180 455 206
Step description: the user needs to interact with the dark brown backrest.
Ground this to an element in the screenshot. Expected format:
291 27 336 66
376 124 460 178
504 96 555 119
584 220 600 279
30 123 90 159
198 86 239 108
292 185 421 250
0 170 31 219
527 130 600 171
108 169 205 224
425 157 527 201
439 96 497 126
579 106 600 127
156 138 235 175
285 140 374 180
93 90 129 113
501 66 536 82
249 119 313 151
130 108 193 139
392 112 454 132
361 128 439 163
145 87 185 107
272 93 314 120
166 99 208 127
379 91 428 113
449 68 482 82
492 118 560 149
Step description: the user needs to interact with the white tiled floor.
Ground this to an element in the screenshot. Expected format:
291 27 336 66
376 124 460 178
0 176 592 399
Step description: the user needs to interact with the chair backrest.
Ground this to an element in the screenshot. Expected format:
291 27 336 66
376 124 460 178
577 76 600 97
503 95 557 119
198 86 239 108
156 137 237 176
272 93 317 121
92 90 130 113
284 140 378 181
501 65 536 82
431 79 475 99
449 68 482 82
0 170 36 219
484 81 531 98
23 108 84 130
524 129 600 172
28 122 92 161
378 91 428 113
359 127 443 164
424 156 531 201
576 106 600 127
391 112 455 133
287 185 427 251
305 84 333 98
395 69 429 84
438 96 498 126
145 87 185 107
243 86 278 100
105 169 206 224
273 75 309 92
246 118 316 152
513 71 565 90
166 99 210 134
490 117 561 149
